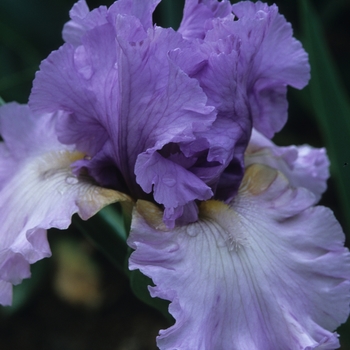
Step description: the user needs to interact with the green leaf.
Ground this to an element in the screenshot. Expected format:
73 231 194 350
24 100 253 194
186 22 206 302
299 0 350 233
0 66 38 92
154 0 184 30
0 20 40 67
72 204 129 274
0 96 5 106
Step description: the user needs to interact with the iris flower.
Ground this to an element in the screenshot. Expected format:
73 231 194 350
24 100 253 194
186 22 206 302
0 0 349 348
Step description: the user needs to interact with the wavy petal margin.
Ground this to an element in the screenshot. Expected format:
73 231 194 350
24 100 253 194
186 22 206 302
179 0 310 138
128 163 350 349
178 0 232 40
231 1 310 137
0 103 131 305
31 15 221 226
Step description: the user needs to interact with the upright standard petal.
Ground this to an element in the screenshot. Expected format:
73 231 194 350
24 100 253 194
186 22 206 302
108 0 161 31
180 0 310 139
172 27 253 201
31 13 231 226
231 1 310 137
128 163 350 350
178 0 232 40
0 103 131 305
63 0 161 46
62 0 109 46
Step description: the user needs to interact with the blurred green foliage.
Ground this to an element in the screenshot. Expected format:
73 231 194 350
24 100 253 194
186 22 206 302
299 0 350 239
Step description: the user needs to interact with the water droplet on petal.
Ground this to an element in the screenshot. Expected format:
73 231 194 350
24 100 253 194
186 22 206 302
256 10 267 20
162 175 176 187
65 176 79 185
186 224 199 237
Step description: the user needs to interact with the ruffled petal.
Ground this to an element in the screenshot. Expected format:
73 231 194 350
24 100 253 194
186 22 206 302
128 164 350 350
135 151 213 227
171 29 253 200
31 24 121 155
108 0 161 31
62 0 109 46
30 0 310 228
178 0 232 40
63 0 166 48
30 19 220 225
179 1 309 139
230 1 310 137
246 129 330 201
0 103 131 305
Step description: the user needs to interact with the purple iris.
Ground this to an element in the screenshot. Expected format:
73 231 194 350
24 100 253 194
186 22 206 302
0 0 349 348
28 0 309 227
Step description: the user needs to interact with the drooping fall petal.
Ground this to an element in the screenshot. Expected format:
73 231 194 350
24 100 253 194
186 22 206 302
128 164 350 350
0 103 131 305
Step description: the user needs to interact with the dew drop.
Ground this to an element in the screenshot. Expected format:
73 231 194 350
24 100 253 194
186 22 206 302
162 175 176 187
256 10 267 20
65 176 79 185
186 224 199 237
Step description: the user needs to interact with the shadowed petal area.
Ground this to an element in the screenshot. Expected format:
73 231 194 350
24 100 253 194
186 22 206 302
0 103 131 305
136 151 212 228
128 164 350 350
245 129 329 202
171 29 253 201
